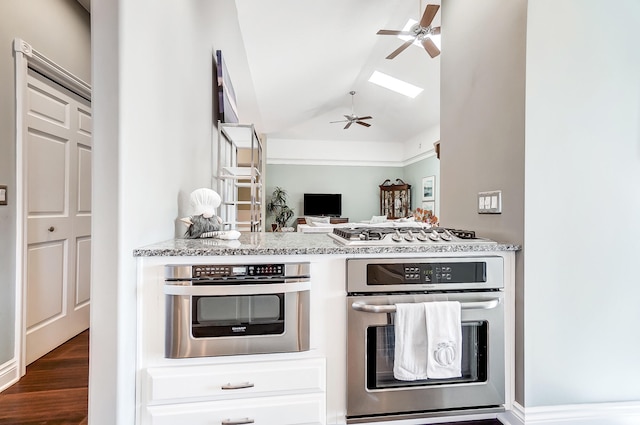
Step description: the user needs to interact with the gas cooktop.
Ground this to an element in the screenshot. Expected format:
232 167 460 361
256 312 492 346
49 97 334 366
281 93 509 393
328 226 497 246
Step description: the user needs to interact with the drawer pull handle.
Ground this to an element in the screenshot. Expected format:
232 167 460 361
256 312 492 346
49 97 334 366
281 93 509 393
221 382 254 390
221 418 254 425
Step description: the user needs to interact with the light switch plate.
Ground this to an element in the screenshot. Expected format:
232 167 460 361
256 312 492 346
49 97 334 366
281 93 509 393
478 190 501 214
0 185 6 205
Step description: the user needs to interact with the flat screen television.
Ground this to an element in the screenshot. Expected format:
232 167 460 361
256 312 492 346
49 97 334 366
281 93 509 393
303 193 342 217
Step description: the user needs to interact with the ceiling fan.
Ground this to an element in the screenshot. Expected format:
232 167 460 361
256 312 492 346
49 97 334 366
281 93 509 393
330 91 372 130
377 3 441 59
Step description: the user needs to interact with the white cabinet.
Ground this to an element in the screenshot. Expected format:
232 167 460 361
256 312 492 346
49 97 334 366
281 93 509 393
141 358 326 425
146 394 325 425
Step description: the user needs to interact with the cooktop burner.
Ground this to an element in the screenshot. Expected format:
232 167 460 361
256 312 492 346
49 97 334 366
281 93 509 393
329 226 496 246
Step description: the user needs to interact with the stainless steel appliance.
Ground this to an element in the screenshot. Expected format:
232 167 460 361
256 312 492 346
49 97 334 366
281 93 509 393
165 262 310 358
330 226 497 246
346 257 505 423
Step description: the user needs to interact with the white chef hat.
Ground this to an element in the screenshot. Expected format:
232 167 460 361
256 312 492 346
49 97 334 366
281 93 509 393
189 188 221 218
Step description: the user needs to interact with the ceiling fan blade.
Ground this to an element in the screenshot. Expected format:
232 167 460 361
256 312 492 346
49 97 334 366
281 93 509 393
377 29 413 36
344 122 353 130
330 120 347 123
431 26 441 35
420 4 440 28
422 37 441 58
356 116 372 121
356 121 371 127
386 39 414 60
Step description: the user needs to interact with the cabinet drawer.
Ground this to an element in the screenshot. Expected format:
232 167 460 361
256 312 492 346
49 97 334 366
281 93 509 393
146 393 325 425
145 357 325 403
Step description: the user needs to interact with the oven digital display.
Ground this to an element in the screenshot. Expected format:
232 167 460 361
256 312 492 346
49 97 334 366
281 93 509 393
232 266 246 275
367 262 487 285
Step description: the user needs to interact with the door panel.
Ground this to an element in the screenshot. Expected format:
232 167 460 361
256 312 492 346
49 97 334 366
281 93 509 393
26 83 69 126
26 130 67 214
77 145 92 213
26 242 65 329
76 237 91 305
25 69 91 364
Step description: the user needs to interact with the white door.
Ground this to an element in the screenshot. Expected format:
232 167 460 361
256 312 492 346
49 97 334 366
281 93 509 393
24 69 92 364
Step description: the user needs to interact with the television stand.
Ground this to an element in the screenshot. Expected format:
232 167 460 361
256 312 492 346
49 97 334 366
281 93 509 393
297 217 348 225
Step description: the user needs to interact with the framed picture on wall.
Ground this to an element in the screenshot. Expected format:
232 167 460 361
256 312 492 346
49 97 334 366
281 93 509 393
422 176 435 201
422 200 435 214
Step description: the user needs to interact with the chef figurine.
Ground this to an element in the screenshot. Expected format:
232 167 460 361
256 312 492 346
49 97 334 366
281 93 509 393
181 188 240 240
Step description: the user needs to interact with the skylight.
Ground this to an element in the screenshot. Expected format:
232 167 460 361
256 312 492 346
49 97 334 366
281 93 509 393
368 71 423 98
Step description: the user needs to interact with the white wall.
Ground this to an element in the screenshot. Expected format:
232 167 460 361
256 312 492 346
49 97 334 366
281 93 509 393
524 0 640 407
267 138 407 166
90 0 249 423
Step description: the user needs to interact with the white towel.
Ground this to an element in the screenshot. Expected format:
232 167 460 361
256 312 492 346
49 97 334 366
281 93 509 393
424 301 462 379
393 303 428 380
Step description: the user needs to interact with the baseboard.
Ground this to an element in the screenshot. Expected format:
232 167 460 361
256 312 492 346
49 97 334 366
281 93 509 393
499 400 640 424
0 360 19 393
497 402 524 425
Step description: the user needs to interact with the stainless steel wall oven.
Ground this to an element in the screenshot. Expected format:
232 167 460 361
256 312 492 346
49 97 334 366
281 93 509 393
165 262 310 358
346 257 505 423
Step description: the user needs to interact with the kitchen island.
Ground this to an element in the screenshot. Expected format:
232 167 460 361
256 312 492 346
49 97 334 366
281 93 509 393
134 233 519 425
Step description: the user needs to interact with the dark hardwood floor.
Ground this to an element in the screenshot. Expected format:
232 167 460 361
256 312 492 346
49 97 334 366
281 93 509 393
0 330 89 425
0 330 500 425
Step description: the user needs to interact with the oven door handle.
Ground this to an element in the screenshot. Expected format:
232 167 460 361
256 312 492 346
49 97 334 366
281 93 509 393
351 298 501 313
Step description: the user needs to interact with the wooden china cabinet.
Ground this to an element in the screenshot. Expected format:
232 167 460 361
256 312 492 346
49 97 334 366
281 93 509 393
379 178 411 219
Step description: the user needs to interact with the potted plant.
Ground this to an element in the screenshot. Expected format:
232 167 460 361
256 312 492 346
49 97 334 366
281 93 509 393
266 186 294 231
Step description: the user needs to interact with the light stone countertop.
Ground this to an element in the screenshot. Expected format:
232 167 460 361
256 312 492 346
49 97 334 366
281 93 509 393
133 232 520 257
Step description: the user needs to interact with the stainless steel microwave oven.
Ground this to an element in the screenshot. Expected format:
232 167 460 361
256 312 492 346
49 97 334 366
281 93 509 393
164 262 311 358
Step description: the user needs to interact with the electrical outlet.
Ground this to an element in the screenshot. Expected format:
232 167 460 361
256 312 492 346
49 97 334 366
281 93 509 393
0 185 6 205
478 190 501 214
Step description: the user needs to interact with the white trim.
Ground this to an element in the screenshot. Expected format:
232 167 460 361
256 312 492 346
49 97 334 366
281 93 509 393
499 401 640 425
267 149 437 168
267 158 406 167
12 37 92 386
13 38 91 100
498 402 525 425
13 37 28 383
0 360 19 393
403 149 437 166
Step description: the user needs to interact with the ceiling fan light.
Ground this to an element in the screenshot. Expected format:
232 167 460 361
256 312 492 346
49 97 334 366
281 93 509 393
368 71 423 98
398 18 441 51
398 19 418 43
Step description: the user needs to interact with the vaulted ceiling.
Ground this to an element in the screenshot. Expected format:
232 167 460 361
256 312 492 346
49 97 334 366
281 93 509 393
231 0 441 145
78 0 441 146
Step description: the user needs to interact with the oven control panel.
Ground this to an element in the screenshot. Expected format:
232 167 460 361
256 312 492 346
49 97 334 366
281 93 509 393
404 264 456 282
347 257 503 293
368 262 487 285
165 262 310 283
192 264 284 278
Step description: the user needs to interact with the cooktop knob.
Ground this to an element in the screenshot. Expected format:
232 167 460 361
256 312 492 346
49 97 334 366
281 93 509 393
404 230 416 242
441 229 453 241
417 230 429 242
429 230 440 241
392 230 403 242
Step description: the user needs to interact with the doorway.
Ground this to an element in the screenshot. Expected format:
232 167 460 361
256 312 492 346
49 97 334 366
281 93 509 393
23 69 92 364
14 38 92 378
